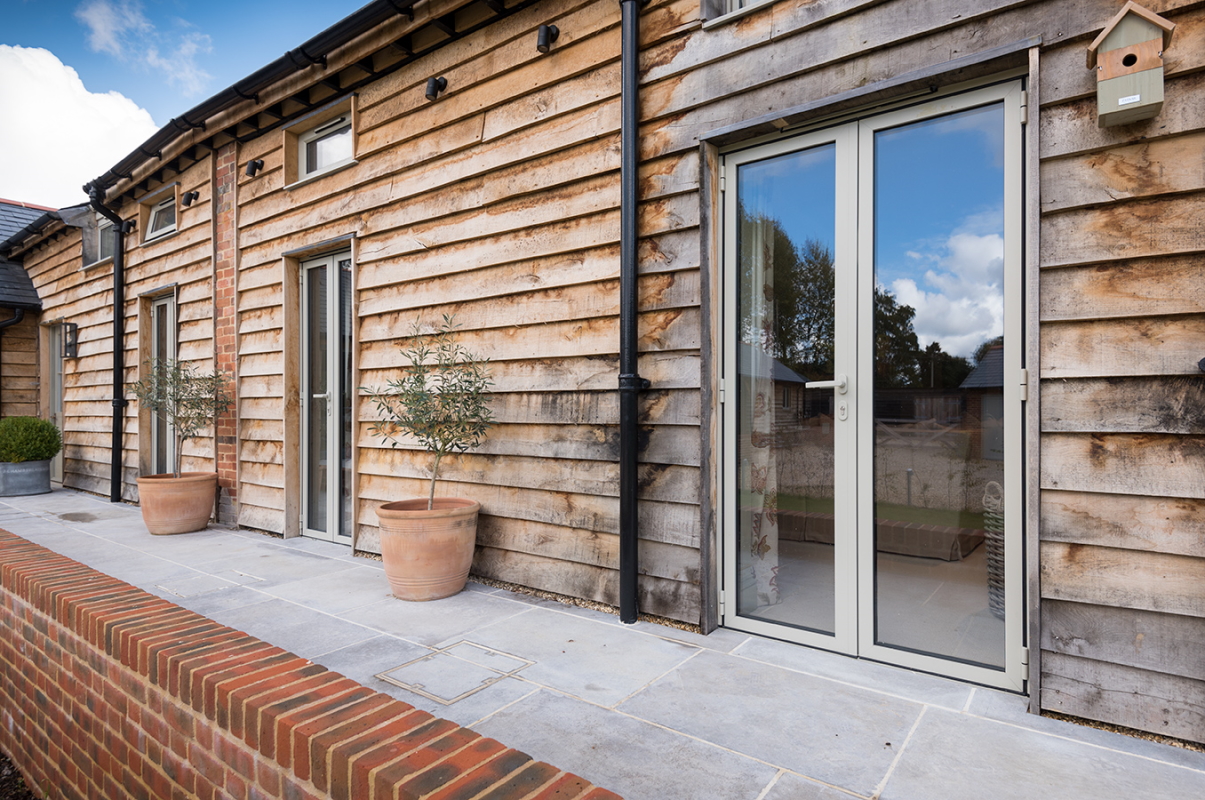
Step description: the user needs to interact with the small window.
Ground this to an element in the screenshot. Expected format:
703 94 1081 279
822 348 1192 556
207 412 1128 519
145 196 177 241
298 116 353 178
97 218 115 261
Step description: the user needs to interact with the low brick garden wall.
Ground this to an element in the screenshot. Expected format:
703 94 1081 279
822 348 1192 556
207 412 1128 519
0 529 619 800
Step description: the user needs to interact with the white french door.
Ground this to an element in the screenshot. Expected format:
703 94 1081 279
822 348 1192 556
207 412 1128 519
300 251 354 542
722 83 1026 690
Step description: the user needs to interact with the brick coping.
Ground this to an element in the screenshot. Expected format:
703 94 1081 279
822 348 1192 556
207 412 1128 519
0 528 620 800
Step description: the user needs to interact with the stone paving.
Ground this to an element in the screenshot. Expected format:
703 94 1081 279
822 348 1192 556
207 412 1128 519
1 489 1202 800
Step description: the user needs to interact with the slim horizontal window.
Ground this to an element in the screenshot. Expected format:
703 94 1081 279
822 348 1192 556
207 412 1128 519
299 116 353 178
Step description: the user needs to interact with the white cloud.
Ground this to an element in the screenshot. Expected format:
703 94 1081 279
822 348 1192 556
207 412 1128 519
75 0 152 58
890 230 1005 358
76 1 213 99
146 30 213 97
0 46 160 209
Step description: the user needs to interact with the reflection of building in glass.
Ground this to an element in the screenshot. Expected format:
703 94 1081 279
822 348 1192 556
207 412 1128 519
960 344 1005 461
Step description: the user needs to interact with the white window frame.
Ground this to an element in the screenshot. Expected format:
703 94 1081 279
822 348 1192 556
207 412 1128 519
145 195 177 241
297 116 354 179
149 295 177 475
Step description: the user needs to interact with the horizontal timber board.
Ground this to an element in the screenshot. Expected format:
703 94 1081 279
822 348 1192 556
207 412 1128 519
1041 489 1205 558
1040 651 1204 743
1041 599 1205 682
1040 192 1205 268
472 545 698 623
1041 376 1205 434
1041 431 1205 499
1040 541 1205 618
1039 256 1205 322
1040 131 1205 214
1040 315 1205 378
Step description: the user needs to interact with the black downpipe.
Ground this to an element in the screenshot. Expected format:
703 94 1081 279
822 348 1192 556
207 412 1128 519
0 309 28 414
618 0 648 624
87 185 127 503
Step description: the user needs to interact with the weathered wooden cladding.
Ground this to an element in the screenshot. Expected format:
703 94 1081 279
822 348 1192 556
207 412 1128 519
0 314 39 419
1033 3 1205 739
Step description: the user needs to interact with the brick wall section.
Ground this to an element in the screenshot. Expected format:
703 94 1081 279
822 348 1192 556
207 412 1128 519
213 142 238 525
0 530 620 800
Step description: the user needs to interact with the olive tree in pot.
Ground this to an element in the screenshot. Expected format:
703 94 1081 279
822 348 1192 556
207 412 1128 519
128 359 233 534
0 417 62 496
364 315 494 601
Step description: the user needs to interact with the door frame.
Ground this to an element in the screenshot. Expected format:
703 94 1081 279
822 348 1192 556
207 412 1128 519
299 249 354 543
718 81 1027 691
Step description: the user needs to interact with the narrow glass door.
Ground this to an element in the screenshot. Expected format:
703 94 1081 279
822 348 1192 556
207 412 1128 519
301 252 353 542
858 86 1023 685
724 125 858 652
150 295 176 475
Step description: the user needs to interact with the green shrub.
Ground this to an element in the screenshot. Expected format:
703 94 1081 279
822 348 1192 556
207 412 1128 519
0 417 63 463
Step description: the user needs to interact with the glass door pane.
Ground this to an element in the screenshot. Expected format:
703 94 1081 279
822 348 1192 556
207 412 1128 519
870 103 1007 668
734 142 840 635
305 263 329 534
48 325 64 484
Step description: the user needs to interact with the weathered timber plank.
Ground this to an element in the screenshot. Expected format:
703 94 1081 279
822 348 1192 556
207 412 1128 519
1040 192 1205 268
1041 432 1205 499
239 460 284 491
488 388 699 427
1042 600 1205 682
1040 489 1205 558
1041 131 1205 213
238 438 283 466
238 482 284 513
358 271 698 343
238 503 285 534
472 545 699 623
1040 70 1205 161
358 308 701 365
1040 541 1205 618
1040 316 1205 378
475 516 699 583
356 478 699 548
357 445 700 504
1040 651 1205 743
1040 257 1205 322
1042 376 1205 434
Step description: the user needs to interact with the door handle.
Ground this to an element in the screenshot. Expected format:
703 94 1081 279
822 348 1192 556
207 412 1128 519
805 374 848 394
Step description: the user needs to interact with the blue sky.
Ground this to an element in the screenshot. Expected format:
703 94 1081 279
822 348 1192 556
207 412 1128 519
1 0 367 208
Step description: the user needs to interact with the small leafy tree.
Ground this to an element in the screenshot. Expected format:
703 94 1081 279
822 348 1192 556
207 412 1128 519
128 359 234 478
364 315 494 510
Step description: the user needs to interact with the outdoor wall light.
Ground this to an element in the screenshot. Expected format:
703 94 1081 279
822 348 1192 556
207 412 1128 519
537 24 560 53
62 322 79 359
181 191 200 207
425 76 447 101
245 159 265 177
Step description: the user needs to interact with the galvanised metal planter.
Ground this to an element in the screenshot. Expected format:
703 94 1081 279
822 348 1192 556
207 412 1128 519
0 459 52 496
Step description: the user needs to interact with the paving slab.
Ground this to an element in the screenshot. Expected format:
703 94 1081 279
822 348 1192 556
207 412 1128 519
882 707 1205 800
734 636 975 710
445 606 699 707
759 771 863 800
618 649 922 797
261 563 392 615
203 597 378 659
474 690 781 800
340 589 529 646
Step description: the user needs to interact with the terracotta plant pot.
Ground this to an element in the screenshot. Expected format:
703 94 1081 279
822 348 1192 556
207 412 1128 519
376 498 480 601
136 472 218 535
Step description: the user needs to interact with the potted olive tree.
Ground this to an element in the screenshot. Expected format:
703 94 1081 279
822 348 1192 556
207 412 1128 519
0 416 62 496
364 315 494 601
128 358 233 534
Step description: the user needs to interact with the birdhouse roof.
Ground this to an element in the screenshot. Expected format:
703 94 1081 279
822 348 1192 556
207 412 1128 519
1087 2 1176 69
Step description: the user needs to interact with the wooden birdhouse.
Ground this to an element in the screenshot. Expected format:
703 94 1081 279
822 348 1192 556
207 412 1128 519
1087 2 1176 127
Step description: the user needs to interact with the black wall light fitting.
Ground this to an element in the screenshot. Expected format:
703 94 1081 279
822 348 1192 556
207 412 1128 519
245 159 265 177
425 76 447 101
537 24 559 53
181 191 200 207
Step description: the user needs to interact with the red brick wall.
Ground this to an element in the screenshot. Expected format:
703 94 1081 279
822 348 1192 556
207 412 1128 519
213 142 238 524
0 530 618 800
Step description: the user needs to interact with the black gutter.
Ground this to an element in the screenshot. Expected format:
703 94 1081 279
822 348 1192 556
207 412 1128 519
87 187 127 503
618 0 648 624
0 212 60 260
85 0 415 200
